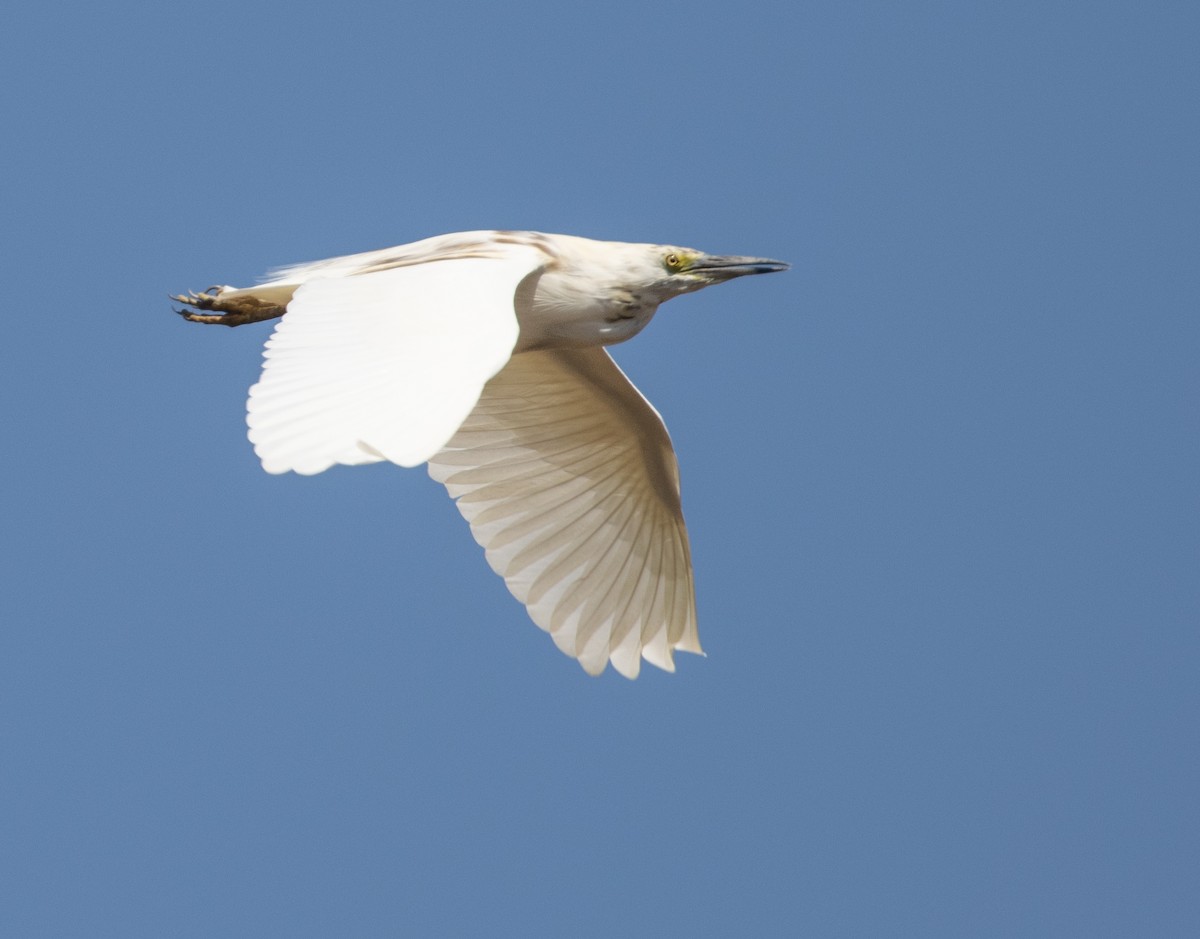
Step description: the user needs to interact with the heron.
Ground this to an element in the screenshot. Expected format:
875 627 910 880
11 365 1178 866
174 230 788 678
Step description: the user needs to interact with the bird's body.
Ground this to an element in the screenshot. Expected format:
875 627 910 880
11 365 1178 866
175 230 786 677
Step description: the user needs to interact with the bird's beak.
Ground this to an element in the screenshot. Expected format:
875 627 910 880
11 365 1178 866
690 254 790 279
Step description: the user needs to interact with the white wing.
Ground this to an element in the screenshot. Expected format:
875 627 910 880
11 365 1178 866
246 249 546 474
428 348 701 678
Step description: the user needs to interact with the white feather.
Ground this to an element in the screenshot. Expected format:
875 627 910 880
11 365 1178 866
428 348 700 678
246 249 545 473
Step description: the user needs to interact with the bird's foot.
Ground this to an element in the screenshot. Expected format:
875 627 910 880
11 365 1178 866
171 287 286 327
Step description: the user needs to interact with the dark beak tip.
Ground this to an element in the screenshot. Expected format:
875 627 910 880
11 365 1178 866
699 256 790 276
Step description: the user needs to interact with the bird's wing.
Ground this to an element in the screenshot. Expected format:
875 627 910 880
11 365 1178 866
246 248 547 474
427 347 701 678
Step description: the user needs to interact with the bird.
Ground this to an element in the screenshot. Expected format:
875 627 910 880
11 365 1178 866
174 230 788 678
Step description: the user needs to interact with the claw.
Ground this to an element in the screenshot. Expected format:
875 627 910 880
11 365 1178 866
175 307 242 326
171 285 286 327
170 289 220 311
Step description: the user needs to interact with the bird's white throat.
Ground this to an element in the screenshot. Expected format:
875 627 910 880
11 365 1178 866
514 267 660 350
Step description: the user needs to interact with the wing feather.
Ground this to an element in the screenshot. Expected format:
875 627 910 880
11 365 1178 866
428 347 700 678
246 249 545 474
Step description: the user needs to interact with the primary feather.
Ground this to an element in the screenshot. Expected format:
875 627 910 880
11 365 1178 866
428 347 698 679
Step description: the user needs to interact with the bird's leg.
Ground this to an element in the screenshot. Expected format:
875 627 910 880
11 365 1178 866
171 287 286 328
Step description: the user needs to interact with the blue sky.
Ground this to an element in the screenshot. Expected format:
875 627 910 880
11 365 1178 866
2 1 1197 935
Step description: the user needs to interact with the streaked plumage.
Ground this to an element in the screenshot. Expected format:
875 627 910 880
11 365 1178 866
174 230 787 677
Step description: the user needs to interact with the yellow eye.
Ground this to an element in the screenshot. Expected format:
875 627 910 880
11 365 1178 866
665 253 682 270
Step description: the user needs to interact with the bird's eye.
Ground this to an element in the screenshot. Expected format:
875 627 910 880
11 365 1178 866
664 253 682 270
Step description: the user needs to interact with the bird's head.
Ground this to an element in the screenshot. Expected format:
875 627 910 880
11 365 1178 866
544 234 788 305
647 245 790 299
522 234 789 347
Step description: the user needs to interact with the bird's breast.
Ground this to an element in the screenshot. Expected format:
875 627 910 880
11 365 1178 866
513 273 657 351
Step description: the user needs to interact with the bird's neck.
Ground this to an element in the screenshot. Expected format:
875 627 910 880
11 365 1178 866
514 269 660 351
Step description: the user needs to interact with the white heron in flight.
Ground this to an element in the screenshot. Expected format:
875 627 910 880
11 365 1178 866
174 230 788 678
